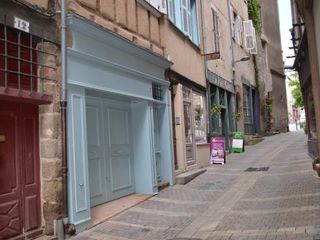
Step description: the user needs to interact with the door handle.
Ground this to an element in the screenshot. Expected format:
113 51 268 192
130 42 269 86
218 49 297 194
0 135 5 143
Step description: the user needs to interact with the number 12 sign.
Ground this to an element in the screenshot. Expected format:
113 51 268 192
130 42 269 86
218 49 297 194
14 17 30 33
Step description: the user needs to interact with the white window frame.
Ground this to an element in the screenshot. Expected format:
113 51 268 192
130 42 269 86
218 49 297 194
243 20 255 50
234 15 243 46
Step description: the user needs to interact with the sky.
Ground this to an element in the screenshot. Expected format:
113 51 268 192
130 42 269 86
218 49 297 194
278 0 295 69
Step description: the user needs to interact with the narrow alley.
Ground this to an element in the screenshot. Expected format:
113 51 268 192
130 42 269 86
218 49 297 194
72 132 320 240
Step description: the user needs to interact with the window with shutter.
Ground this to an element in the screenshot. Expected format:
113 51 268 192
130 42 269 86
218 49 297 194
167 0 198 44
181 0 189 34
230 6 235 38
243 20 254 50
187 0 192 38
249 28 258 54
212 9 220 53
138 0 167 16
167 0 175 22
158 0 167 13
234 16 243 45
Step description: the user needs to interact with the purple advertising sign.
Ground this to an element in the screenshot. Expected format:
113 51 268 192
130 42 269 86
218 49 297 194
210 137 225 164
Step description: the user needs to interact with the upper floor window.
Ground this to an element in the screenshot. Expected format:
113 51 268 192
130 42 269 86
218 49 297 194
212 9 221 53
167 0 199 45
230 6 243 46
138 0 167 16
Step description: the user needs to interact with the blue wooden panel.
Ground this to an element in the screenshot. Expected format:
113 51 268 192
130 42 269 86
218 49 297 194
67 85 90 228
131 102 155 194
67 15 171 81
67 50 163 101
86 98 107 207
159 90 174 185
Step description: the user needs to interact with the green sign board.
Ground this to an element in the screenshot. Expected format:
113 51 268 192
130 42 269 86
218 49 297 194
232 132 244 153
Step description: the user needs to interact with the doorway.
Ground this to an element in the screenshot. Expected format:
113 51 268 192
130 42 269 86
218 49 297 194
86 97 135 207
0 101 40 239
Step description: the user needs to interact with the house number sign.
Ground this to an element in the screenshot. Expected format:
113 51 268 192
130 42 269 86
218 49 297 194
14 17 30 33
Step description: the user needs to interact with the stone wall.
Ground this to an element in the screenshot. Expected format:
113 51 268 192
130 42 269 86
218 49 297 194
68 0 164 56
260 0 288 133
38 42 63 235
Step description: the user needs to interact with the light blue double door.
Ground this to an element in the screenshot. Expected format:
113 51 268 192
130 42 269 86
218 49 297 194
86 97 135 207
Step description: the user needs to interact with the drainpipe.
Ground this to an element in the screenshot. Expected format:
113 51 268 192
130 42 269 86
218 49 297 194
60 0 68 231
200 0 210 136
227 0 237 131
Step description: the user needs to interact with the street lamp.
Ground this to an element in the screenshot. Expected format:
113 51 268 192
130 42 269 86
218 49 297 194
232 55 250 131
232 56 250 72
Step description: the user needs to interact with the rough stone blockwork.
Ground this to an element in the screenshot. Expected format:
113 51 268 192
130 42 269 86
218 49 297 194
38 42 62 235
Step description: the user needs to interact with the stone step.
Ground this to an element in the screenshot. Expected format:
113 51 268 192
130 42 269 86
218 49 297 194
175 168 207 185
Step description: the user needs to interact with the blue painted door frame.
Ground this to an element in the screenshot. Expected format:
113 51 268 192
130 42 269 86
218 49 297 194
66 15 174 232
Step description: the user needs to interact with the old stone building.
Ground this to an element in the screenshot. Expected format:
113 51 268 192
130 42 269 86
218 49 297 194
202 0 257 149
164 1 208 176
258 0 289 133
290 0 320 158
0 0 62 238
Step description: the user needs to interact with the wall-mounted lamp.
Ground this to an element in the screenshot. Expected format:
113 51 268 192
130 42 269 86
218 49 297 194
233 56 250 64
232 56 250 72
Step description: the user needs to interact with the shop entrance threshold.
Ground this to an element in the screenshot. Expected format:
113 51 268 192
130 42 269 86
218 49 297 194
89 194 152 228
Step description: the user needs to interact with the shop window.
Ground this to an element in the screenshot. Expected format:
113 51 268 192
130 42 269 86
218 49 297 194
183 87 207 144
193 92 206 144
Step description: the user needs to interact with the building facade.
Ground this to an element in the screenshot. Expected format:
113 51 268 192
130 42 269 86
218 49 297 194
290 0 320 158
202 0 258 149
164 0 209 174
259 0 289 133
0 0 62 238
0 0 290 238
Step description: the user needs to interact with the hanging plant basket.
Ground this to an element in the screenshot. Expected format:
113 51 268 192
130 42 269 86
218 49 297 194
232 112 241 122
211 104 221 119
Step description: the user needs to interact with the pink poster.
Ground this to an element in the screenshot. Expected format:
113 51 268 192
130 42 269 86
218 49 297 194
210 137 225 164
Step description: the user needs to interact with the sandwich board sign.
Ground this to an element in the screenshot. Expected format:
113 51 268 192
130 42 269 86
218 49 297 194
232 132 244 153
210 137 226 164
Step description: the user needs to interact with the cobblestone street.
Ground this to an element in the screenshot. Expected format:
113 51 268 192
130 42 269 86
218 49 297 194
72 132 320 240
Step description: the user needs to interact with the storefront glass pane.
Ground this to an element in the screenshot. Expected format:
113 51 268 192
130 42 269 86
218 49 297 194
193 92 207 143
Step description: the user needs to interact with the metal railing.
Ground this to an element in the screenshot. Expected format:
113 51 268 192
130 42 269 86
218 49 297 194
0 22 57 96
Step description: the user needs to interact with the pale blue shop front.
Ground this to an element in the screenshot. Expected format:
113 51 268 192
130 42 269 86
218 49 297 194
66 15 174 231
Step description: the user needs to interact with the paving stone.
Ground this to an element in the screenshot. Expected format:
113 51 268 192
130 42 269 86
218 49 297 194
71 132 320 240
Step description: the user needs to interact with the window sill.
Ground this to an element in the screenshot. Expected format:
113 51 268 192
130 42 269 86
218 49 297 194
167 19 201 52
136 0 162 18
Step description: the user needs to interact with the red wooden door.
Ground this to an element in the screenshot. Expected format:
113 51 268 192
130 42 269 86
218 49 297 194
0 101 40 239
